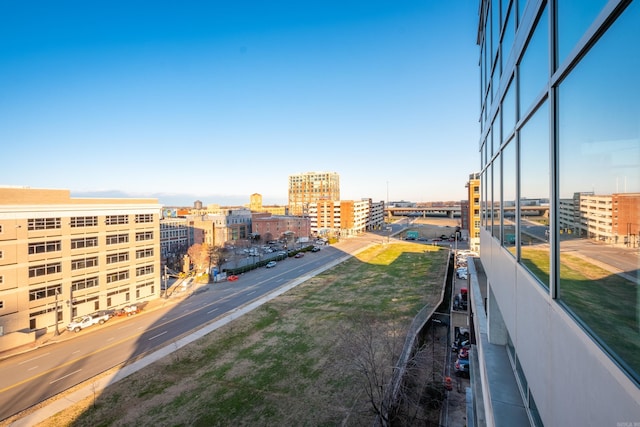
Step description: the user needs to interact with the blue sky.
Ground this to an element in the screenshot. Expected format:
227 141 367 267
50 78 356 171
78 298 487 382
0 1 480 207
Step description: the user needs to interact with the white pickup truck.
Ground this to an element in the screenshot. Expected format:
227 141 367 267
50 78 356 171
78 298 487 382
66 312 110 333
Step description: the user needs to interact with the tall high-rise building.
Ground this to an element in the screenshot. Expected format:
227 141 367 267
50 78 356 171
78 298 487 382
287 172 340 216
471 1 639 426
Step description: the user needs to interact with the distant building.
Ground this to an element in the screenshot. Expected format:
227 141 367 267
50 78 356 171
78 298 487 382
249 193 288 216
159 216 189 258
249 193 262 212
559 192 640 246
288 172 340 216
465 172 481 252
308 199 372 237
251 213 311 243
0 187 161 351
364 199 385 231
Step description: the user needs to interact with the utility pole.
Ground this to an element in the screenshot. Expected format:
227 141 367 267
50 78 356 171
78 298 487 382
163 265 168 298
54 288 60 336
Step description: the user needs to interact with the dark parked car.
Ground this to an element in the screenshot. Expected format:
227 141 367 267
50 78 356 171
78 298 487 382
294 252 304 258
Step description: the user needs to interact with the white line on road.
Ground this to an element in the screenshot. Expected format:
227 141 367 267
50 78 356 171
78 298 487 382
207 308 219 314
246 291 255 296
148 331 168 341
50 369 82 384
28 366 39 371
17 353 50 365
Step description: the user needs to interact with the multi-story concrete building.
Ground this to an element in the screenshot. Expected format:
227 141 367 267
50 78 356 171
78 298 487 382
559 192 640 246
472 1 639 426
159 216 189 259
364 199 385 231
337 200 370 237
308 200 371 238
465 172 481 252
288 172 340 216
0 187 161 351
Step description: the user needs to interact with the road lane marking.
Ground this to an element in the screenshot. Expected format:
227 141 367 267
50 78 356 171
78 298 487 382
17 353 50 365
50 369 82 384
28 366 39 371
148 331 168 341
207 308 219 314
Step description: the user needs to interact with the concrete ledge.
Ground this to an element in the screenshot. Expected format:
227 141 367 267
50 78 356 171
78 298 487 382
468 259 530 427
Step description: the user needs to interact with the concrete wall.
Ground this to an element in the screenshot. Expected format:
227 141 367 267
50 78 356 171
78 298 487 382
480 229 640 426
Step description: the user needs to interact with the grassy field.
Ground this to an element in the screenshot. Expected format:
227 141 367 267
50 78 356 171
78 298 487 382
520 247 639 375
37 242 449 427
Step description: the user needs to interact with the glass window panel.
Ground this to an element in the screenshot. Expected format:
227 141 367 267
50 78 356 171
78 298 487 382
487 125 499 161
518 5 548 118
492 159 502 240
557 0 607 66
502 138 517 254
492 0 500 65
483 169 490 230
558 1 640 383
502 78 516 143
502 3 515 62
517 0 524 26
519 100 550 288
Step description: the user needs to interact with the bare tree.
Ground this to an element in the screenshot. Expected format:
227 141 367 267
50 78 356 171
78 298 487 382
336 315 403 426
187 243 210 272
336 315 445 426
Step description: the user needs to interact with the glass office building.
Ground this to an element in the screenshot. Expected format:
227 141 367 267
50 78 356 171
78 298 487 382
474 0 639 425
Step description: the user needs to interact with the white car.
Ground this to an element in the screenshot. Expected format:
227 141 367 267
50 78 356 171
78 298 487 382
266 261 277 268
67 312 109 332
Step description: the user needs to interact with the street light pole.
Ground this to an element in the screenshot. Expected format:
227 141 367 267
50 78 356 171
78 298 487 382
54 289 60 336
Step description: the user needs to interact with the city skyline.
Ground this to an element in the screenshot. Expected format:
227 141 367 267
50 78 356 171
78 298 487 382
0 2 479 206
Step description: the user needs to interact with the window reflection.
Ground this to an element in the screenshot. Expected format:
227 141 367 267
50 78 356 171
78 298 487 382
502 78 515 143
558 1 639 382
519 100 549 287
557 0 607 67
518 6 548 119
483 169 490 230
502 138 516 253
502 3 515 63
492 159 501 240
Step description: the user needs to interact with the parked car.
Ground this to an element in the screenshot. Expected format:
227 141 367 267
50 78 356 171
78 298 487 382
266 261 277 268
294 253 304 258
67 312 109 333
122 305 140 316
311 246 321 252
227 275 239 281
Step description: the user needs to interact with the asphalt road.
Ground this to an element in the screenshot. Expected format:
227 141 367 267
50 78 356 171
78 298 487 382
0 243 353 422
